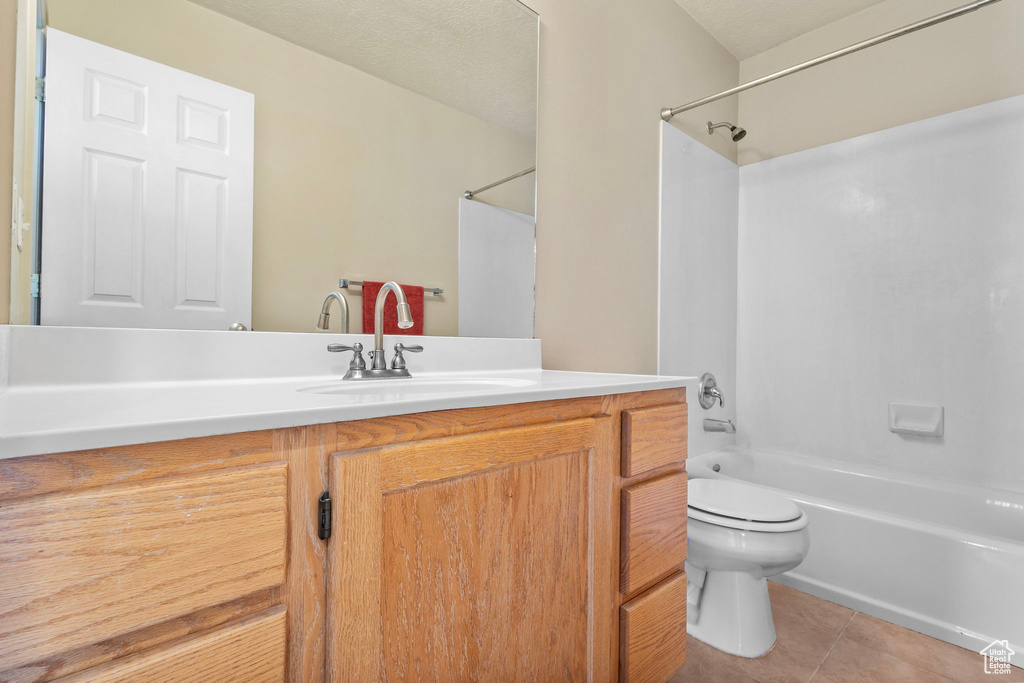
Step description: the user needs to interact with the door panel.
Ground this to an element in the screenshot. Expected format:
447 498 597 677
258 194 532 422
326 417 615 681
83 149 145 304
382 451 590 680
41 28 253 329
175 168 227 308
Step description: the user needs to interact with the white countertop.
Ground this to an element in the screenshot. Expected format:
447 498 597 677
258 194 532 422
0 326 691 459
0 370 688 459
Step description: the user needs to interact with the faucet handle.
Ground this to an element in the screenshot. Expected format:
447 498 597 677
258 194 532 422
391 343 423 370
327 342 366 370
698 372 725 409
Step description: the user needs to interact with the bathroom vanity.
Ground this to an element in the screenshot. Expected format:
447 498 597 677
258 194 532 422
0 329 689 683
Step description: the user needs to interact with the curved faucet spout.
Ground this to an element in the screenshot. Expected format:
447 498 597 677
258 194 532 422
316 291 349 333
372 281 414 369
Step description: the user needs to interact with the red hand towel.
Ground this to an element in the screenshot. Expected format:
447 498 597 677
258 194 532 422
361 282 425 336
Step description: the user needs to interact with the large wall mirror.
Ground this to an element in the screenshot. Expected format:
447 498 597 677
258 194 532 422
7 0 538 338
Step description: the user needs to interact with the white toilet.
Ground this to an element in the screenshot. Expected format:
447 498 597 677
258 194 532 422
685 478 810 658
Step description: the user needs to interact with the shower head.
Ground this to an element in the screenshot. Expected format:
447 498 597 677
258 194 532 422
707 121 747 142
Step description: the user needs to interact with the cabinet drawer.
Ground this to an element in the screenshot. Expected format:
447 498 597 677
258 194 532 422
620 572 687 683
0 464 287 671
621 403 687 478
620 472 687 596
60 607 287 683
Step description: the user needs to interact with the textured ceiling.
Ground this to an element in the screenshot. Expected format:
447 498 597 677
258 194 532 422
673 0 889 60
185 0 538 137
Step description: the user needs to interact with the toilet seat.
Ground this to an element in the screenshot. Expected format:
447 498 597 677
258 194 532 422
689 479 808 533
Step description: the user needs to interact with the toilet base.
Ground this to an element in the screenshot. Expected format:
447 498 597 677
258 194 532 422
687 570 777 658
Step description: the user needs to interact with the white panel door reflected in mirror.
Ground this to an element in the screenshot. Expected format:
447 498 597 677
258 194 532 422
41 29 254 330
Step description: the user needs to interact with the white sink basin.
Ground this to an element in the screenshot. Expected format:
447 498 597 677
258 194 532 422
298 377 537 397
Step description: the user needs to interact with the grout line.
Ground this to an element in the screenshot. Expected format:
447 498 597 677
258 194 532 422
836 619 985 683
805 610 858 683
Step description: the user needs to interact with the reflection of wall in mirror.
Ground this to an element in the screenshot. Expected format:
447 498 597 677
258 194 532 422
21 0 536 335
0 0 14 324
2 0 38 326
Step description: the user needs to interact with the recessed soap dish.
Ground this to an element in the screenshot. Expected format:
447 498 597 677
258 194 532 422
888 403 944 438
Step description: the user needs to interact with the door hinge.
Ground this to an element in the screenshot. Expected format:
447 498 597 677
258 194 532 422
318 491 332 540
34 77 44 103
30 273 40 298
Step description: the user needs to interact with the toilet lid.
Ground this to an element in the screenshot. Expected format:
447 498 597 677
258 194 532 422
689 479 802 523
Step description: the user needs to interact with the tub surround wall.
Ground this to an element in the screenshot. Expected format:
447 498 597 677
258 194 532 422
736 95 1024 494
659 123 737 458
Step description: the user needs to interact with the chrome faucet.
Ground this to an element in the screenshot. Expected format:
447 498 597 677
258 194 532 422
326 281 422 379
316 291 350 333
370 281 414 370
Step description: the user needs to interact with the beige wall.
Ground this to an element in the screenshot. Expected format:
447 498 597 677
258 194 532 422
36 0 536 335
5 0 34 326
0 0 14 324
5 0 739 372
737 0 1024 165
525 0 739 373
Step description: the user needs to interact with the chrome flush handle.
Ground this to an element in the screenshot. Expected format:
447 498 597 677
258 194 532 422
391 343 423 370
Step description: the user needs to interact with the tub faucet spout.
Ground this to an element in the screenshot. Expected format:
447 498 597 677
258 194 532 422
703 418 736 434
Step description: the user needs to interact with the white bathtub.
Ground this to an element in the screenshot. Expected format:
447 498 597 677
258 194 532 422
687 447 1024 653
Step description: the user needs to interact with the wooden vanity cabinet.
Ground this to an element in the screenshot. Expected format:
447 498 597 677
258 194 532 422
0 431 290 683
0 388 686 682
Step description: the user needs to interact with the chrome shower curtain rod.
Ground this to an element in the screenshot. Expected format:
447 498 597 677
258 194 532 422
661 0 1004 122
464 166 536 199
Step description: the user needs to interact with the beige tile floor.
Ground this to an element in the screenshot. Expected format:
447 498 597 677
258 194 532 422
670 582 1024 683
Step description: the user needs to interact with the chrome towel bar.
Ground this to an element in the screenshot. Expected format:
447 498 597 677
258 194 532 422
339 279 444 297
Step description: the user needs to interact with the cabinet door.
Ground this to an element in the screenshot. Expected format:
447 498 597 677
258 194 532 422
325 416 615 682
